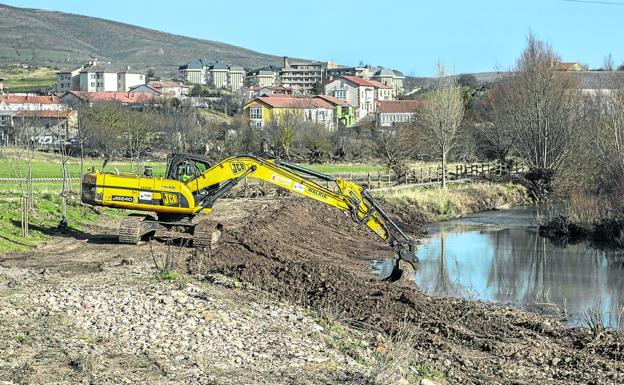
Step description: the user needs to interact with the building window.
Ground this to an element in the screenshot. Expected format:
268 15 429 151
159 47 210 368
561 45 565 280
250 107 262 119
90 74 95 79
334 90 346 100
90 82 95 87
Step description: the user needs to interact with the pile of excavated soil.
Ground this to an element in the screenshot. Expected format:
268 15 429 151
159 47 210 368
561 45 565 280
198 197 624 385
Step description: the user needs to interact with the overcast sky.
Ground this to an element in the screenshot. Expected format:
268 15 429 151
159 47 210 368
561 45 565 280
3 0 623 76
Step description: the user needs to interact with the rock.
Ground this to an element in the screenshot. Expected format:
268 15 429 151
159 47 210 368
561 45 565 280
421 379 442 385
120 258 135 266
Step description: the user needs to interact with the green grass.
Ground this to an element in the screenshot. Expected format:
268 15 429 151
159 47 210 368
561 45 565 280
0 192 125 253
0 148 167 179
301 163 387 175
157 271 180 281
1 65 57 92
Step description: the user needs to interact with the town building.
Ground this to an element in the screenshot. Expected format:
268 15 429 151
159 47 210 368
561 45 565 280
128 84 162 97
0 77 5 94
554 62 587 71
315 94 356 127
245 67 280 88
59 91 157 107
178 59 212 84
56 61 145 93
243 94 337 129
227 65 245 92
375 100 424 128
0 95 73 145
249 85 299 99
147 81 190 97
324 76 382 119
371 68 405 98
1 110 76 146
0 95 64 111
279 56 325 94
571 71 624 96
326 66 370 82
179 59 245 91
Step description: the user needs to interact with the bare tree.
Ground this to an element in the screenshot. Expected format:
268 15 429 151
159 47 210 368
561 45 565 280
489 33 582 175
370 121 416 183
590 89 624 196
603 53 615 71
473 79 514 163
417 63 464 188
267 109 302 159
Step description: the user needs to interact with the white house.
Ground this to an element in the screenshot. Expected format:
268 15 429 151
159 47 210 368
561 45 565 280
57 61 145 93
324 76 379 119
147 81 189 97
375 100 424 128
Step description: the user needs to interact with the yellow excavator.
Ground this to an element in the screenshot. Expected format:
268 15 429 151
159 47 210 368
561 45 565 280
81 153 418 279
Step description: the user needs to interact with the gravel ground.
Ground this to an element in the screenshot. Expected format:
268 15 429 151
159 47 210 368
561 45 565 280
0 260 379 385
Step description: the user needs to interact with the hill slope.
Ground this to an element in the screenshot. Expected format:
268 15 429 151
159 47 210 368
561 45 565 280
0 3 283 74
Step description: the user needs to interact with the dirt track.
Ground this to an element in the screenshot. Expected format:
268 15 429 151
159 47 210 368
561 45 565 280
2 196 624 384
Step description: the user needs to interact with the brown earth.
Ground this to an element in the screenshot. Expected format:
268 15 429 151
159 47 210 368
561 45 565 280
196 197 624 385
1 196 624 384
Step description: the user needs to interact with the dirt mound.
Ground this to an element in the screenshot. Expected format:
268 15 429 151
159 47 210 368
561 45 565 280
195 197 624 385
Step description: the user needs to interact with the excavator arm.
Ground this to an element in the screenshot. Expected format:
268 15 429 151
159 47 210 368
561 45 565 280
184 156 418 269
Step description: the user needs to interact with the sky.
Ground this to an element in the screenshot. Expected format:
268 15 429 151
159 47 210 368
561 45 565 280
2 0 623 76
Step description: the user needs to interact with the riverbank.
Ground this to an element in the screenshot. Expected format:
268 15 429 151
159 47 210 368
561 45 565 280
375 182 530 235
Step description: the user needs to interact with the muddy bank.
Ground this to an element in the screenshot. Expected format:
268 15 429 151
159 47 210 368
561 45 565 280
197 197 624 385
540 214 624 248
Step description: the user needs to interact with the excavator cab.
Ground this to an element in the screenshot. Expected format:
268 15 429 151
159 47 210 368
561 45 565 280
165 153 212 182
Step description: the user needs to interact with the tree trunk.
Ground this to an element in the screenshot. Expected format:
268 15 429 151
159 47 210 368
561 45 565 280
441 151 447 189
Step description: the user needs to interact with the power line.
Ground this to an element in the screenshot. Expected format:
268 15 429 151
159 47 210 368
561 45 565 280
563 0 624 5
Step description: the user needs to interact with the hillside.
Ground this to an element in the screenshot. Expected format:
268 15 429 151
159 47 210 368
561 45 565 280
0 4 283 75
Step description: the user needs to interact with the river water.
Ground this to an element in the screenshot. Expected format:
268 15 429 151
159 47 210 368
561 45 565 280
372 206 624 329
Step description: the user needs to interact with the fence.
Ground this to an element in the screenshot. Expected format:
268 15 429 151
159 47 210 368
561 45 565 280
0 161 526 192
316 161 526 190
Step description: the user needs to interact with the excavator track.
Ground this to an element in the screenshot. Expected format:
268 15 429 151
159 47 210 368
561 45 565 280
193 219 222 250
118 215 147 244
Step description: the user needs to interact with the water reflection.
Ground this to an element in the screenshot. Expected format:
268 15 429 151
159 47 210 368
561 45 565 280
376 207 624 329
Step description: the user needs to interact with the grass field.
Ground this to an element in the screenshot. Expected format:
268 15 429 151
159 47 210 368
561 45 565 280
1 65 57 92
0 192 124 253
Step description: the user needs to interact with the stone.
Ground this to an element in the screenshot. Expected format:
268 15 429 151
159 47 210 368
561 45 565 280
421 379 443 385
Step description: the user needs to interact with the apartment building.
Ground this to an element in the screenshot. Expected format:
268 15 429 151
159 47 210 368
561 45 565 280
279 56 325 94
56 61 145 93
179 59 245 91
371 68 405 98
246 67 279 87
178 59 210 84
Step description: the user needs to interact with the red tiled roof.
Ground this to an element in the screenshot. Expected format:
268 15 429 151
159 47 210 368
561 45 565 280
315 94 349 107
339 75 390 89
253 95 333 109
0 95 60 104
15 110 72 118
252 85 293 91
62 91 157 104
366 79 391 89
377 100 425 113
